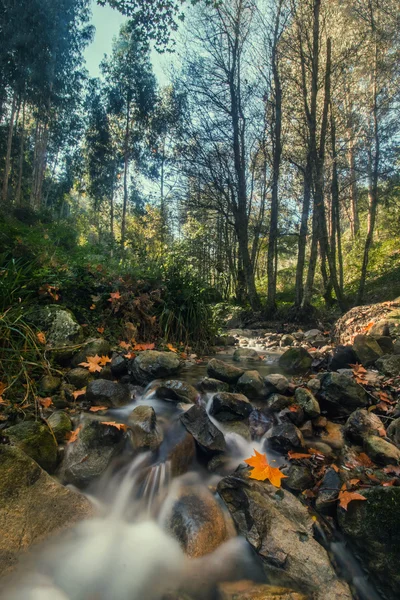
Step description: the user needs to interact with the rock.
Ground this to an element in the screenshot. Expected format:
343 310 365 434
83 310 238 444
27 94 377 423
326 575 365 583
110 354 129 377
320 422 345 451
264 374 290 395
223 420 251 440
165 424 196 478
372 335 394 354
0 445 92 576
249 410 274 438
283 405 305 427
313 416 328 429
294 388 320 418
197 377 229 393
305 440 334 458
363 435 400 465
369 320 391 336
215 335 237 346
236 370 265 400
283 465 314 493
267 423 304 451
86 379 130 407
61 417 126 487
207 359 244 384
71 338 111 368
34 305 82 351
218 475 351 599
353 334 384 367
304 329 326 347
387 417 400 447
145 380 199 404
376 354 400 376
265 394 294 412
129 351 182 384
292 332 304 341
280 334 295 348
344 409 385 444
39 375 61 396
128 405 163 451
299 420 313 438
209 392 252 421
318 372 368 416
278 348 312 374
394 339 400 355
180 405 226 456
315 468 341 514
328 345 358 371
5 421 58 473
338 486 400 599
165 482 233 557
66 367 92 389
306 377 320 394
217 581 307 600
47 411 72 443
233 348 261 362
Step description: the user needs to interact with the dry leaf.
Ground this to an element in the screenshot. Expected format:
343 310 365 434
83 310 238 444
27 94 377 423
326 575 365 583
338 489 367 510
133 343 155 351
66 425 82 444
244 449 287 488
119 341 131 350
98 355 111 366
0 382 6 396
79 355 103 373
39 397 53 409
90 304 96 310
109 291 121 301
89 406 108 412
124 351 136 360
72 388 86 400
101 421 127 431
36 331 46 345
166 343 178 353
287 451 314 460
97 327 105 334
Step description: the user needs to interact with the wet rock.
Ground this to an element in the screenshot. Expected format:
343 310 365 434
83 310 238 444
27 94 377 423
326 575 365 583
315 468 341 514
166 424 196 477
387 417 400 447
39 375 61 396
233 348 261 362
299 420 313 438
130 351 182 384
283 465 314 493
236 370 265 400
0 445 93 576
47 411 72 443
86 379 130 407
283 405 305 427
110 353 129 378
294 388 320 418
338 486 400 600
66 367 93 389
165 482 233 557
210 392 252 421
318 372 368 416
353 334 384 367
61 417 126 487
306 377 320 394
320 422 345 451
372 335 394 354
197 377 229 393
180 405 226 456
249 410 274 438
264 374 290 395
5 421 58 473
217 581 307 600
223 420 252 440
304 329 326 347
278 348 312 374
375 354 400 377
207 359 244 384
344 409 385 445
304 440 334 458
145 380 199 404
265 393 294 412
218 475 351 600
363 435 400 465
328 345 358 371
71 338 111 368
128 405 163 451
266 423 304 451
280 334 295 348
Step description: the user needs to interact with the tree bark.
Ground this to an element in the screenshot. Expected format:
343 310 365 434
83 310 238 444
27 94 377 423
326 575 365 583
2 90 17 204
121 98 131 248
15 96 26 205
295 157 312 306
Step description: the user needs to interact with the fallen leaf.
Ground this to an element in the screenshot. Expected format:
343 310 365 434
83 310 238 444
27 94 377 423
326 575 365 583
338 490 367 510
79 355 103 373
0 382 6 396
72 388 86 400
90 304 96 310
101 421 127 431
331 464 340 473
89 406 108 412
119 341 131 350
124 351 136 360
97 327 105 334
39 397 53 409
66 425 82 444
98 355 111 366
166 343 178 353
349 478 361 486
36 331 46 345
363 322 375 333
288 451 314 460
133 343 155 351
108 291 121 301
366 473 381 483
244 449 287 488
383 465 400 476
378 428 387 437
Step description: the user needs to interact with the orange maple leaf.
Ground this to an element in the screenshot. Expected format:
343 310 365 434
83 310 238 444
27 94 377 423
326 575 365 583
89 405 108 412
72 388 86 400
101 421 127 431
124 351 136 360
39 397 53 409
363 322 375 333
119 341 131 350
244 449 287 488
98 355 111 366
132 343 155 351
287 450 314 460
166 343 178 353
108 291 121 301
0 382 6 396
90 304 96 310
79 355 103 373
66 425 82 444
36 331 46 345
97 327 105 334
338 488 367 511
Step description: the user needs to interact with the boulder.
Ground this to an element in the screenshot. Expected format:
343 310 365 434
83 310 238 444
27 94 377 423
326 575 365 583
372 335 394 354
249 411 274 439
264 374 290 395
233 348 261 362
303 329 326 347
283 465 314 493
86 379 130 408
387 417 400 447
197 378 229 393
328 345 358 371
236 370 265 400
217 581 307 600
71 338 111 368
344 409 385 445
315 468 341 514
165 482 233 557
375 354 400 377
209 393 252 422
265 394 294 412
218 475 351 600
47 411 72 443
280 334 295 348
39 375 61 396
128 405 163 451
222 420 251 440
363 435 400 465
0 445 92 576
207 359 244 384
60 417 126 487
180 405 226 456
145 380 199 404
110 354 129 378
353 334 384 367
266 423 304 451
163 422 196 478
318 372 368 416
34 305 82 350
5 421 58 473
338 486 400 599
66 367 92 389
278 348 312 374
130 351 182 384
294 388 320 418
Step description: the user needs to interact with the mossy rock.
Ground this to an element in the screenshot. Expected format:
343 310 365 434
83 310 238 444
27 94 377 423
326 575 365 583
39 375 61 396
295 387 320 418
130 351 182 384
71 338 111 368
278 348 312 374
47 411 72 443
34 305 83 350
5 421 58 473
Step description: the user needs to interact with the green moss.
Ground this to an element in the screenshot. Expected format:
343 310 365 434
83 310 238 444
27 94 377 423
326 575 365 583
5 421 58 473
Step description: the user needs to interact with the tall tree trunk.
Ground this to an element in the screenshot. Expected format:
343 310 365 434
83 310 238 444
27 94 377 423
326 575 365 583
2 90 17 204
295 157 312 306
121 99 131 248
15 96 26 205
347 123 359 237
